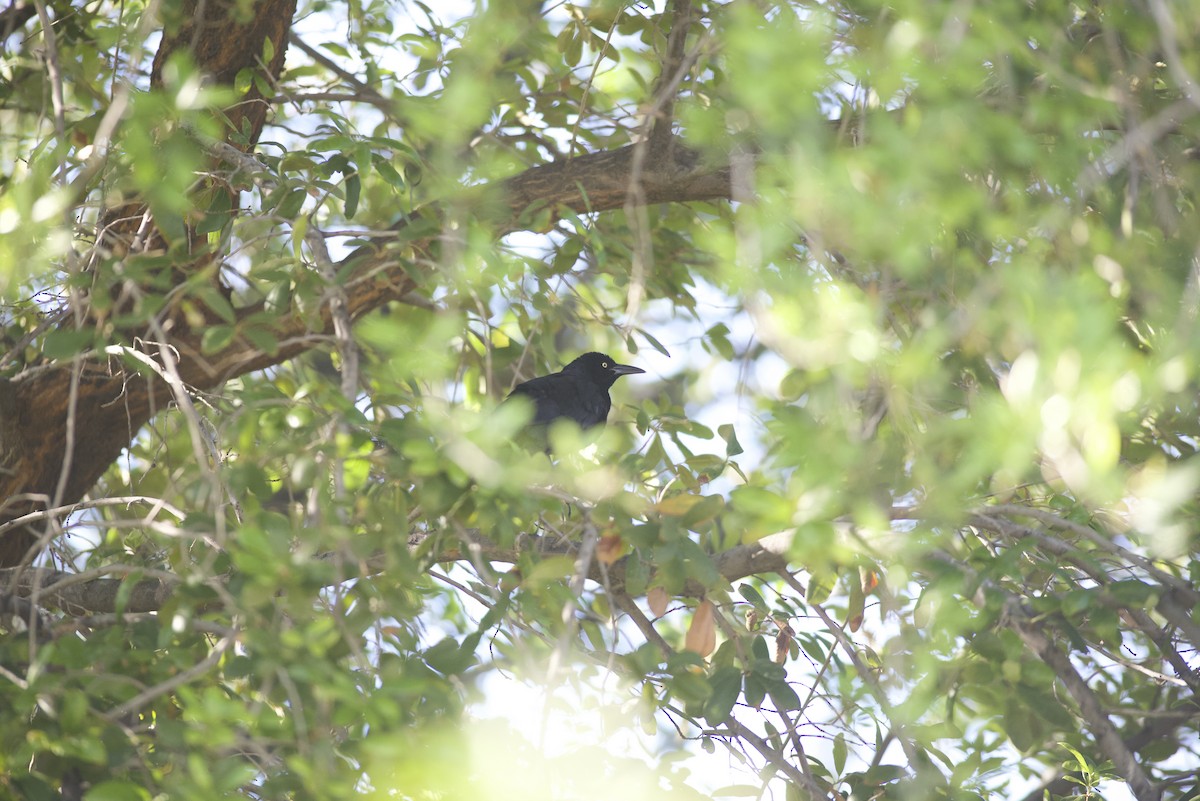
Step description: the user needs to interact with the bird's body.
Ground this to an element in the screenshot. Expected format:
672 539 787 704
505 352 645 441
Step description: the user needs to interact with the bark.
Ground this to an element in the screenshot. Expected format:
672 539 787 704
101 0 296 256
0 135 731 568
1 0 297 565
0 0 733 567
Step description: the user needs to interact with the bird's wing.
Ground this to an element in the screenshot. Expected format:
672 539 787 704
508 369 616 429
506 374 575 425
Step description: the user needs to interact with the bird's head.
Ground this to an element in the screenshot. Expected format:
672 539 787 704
564 352 646 388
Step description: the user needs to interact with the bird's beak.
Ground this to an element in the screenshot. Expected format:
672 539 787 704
610 363 646 376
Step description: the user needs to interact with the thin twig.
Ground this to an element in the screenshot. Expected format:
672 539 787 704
106 632 237 721
718 717 836 800
546 513 600 683
31 0 65 141
288 33 391 109
932 551 1162 801
566 6 624 158
1146 0 1200 112
987 504 1200 605
780 571 936 782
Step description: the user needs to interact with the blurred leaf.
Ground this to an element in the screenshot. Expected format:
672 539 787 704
86 781 153 801
42 329 93 360
718 423 744 457
807 571 835 606
847 575 865 632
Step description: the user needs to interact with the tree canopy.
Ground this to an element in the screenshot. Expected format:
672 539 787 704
2 0 1199 799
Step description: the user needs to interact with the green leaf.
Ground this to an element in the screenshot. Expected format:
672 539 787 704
832 732 847 776
743 672 767 710
343 172 361 219
242 325 279 355
637 327 671 356
737 583 769 612
704 666 742 724
11 775 57 801
624 553 649 596
85 781 152 801
194 285 236 324
233 67 253 94
195 189 233 235
423 637 475 676
374 158 406 189
806 571 835 605
113 570 144 614
683 494 726 528
718 423 744 457
277 188 307 218
320 41 350 58
751 635 770 661
42 329 93 360
201 325 236 354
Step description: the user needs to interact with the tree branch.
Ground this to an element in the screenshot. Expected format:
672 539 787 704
1 526 794 616
940 551 1164 801
0 137 732 565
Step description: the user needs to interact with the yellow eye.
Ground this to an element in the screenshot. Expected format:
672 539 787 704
602 362 608 368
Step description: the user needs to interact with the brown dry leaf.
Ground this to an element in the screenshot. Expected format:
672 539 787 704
647 586 669 617
774 620 795 664
745 608 760 631
596 534 624 565
685 599 717 657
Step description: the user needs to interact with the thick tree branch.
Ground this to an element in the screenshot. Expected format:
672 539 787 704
1 565 178 615
0 0 736 569
0 0 298 565
649 0 695 152
0 138 732 566
0 0 35 43
1008 603 1161 801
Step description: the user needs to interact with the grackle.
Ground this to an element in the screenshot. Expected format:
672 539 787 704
505 352 645 443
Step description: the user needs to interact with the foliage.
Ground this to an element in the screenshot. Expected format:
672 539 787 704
1 0 1199 800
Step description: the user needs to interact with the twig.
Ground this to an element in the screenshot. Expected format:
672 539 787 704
615 592 673 656
933 551 1162 801
288 33 391 110
648 0 693 152
566 6 624 158
546 513 600 683
0 496 185 539
105 632 237 721
986 504 1200 606
718 717 836 800
31 0 65 141
1147 0 1200 112
804 592 935 781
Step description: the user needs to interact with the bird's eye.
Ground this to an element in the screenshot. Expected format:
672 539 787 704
602 362 609 368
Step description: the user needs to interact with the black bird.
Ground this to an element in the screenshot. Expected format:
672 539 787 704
505 352 645 439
